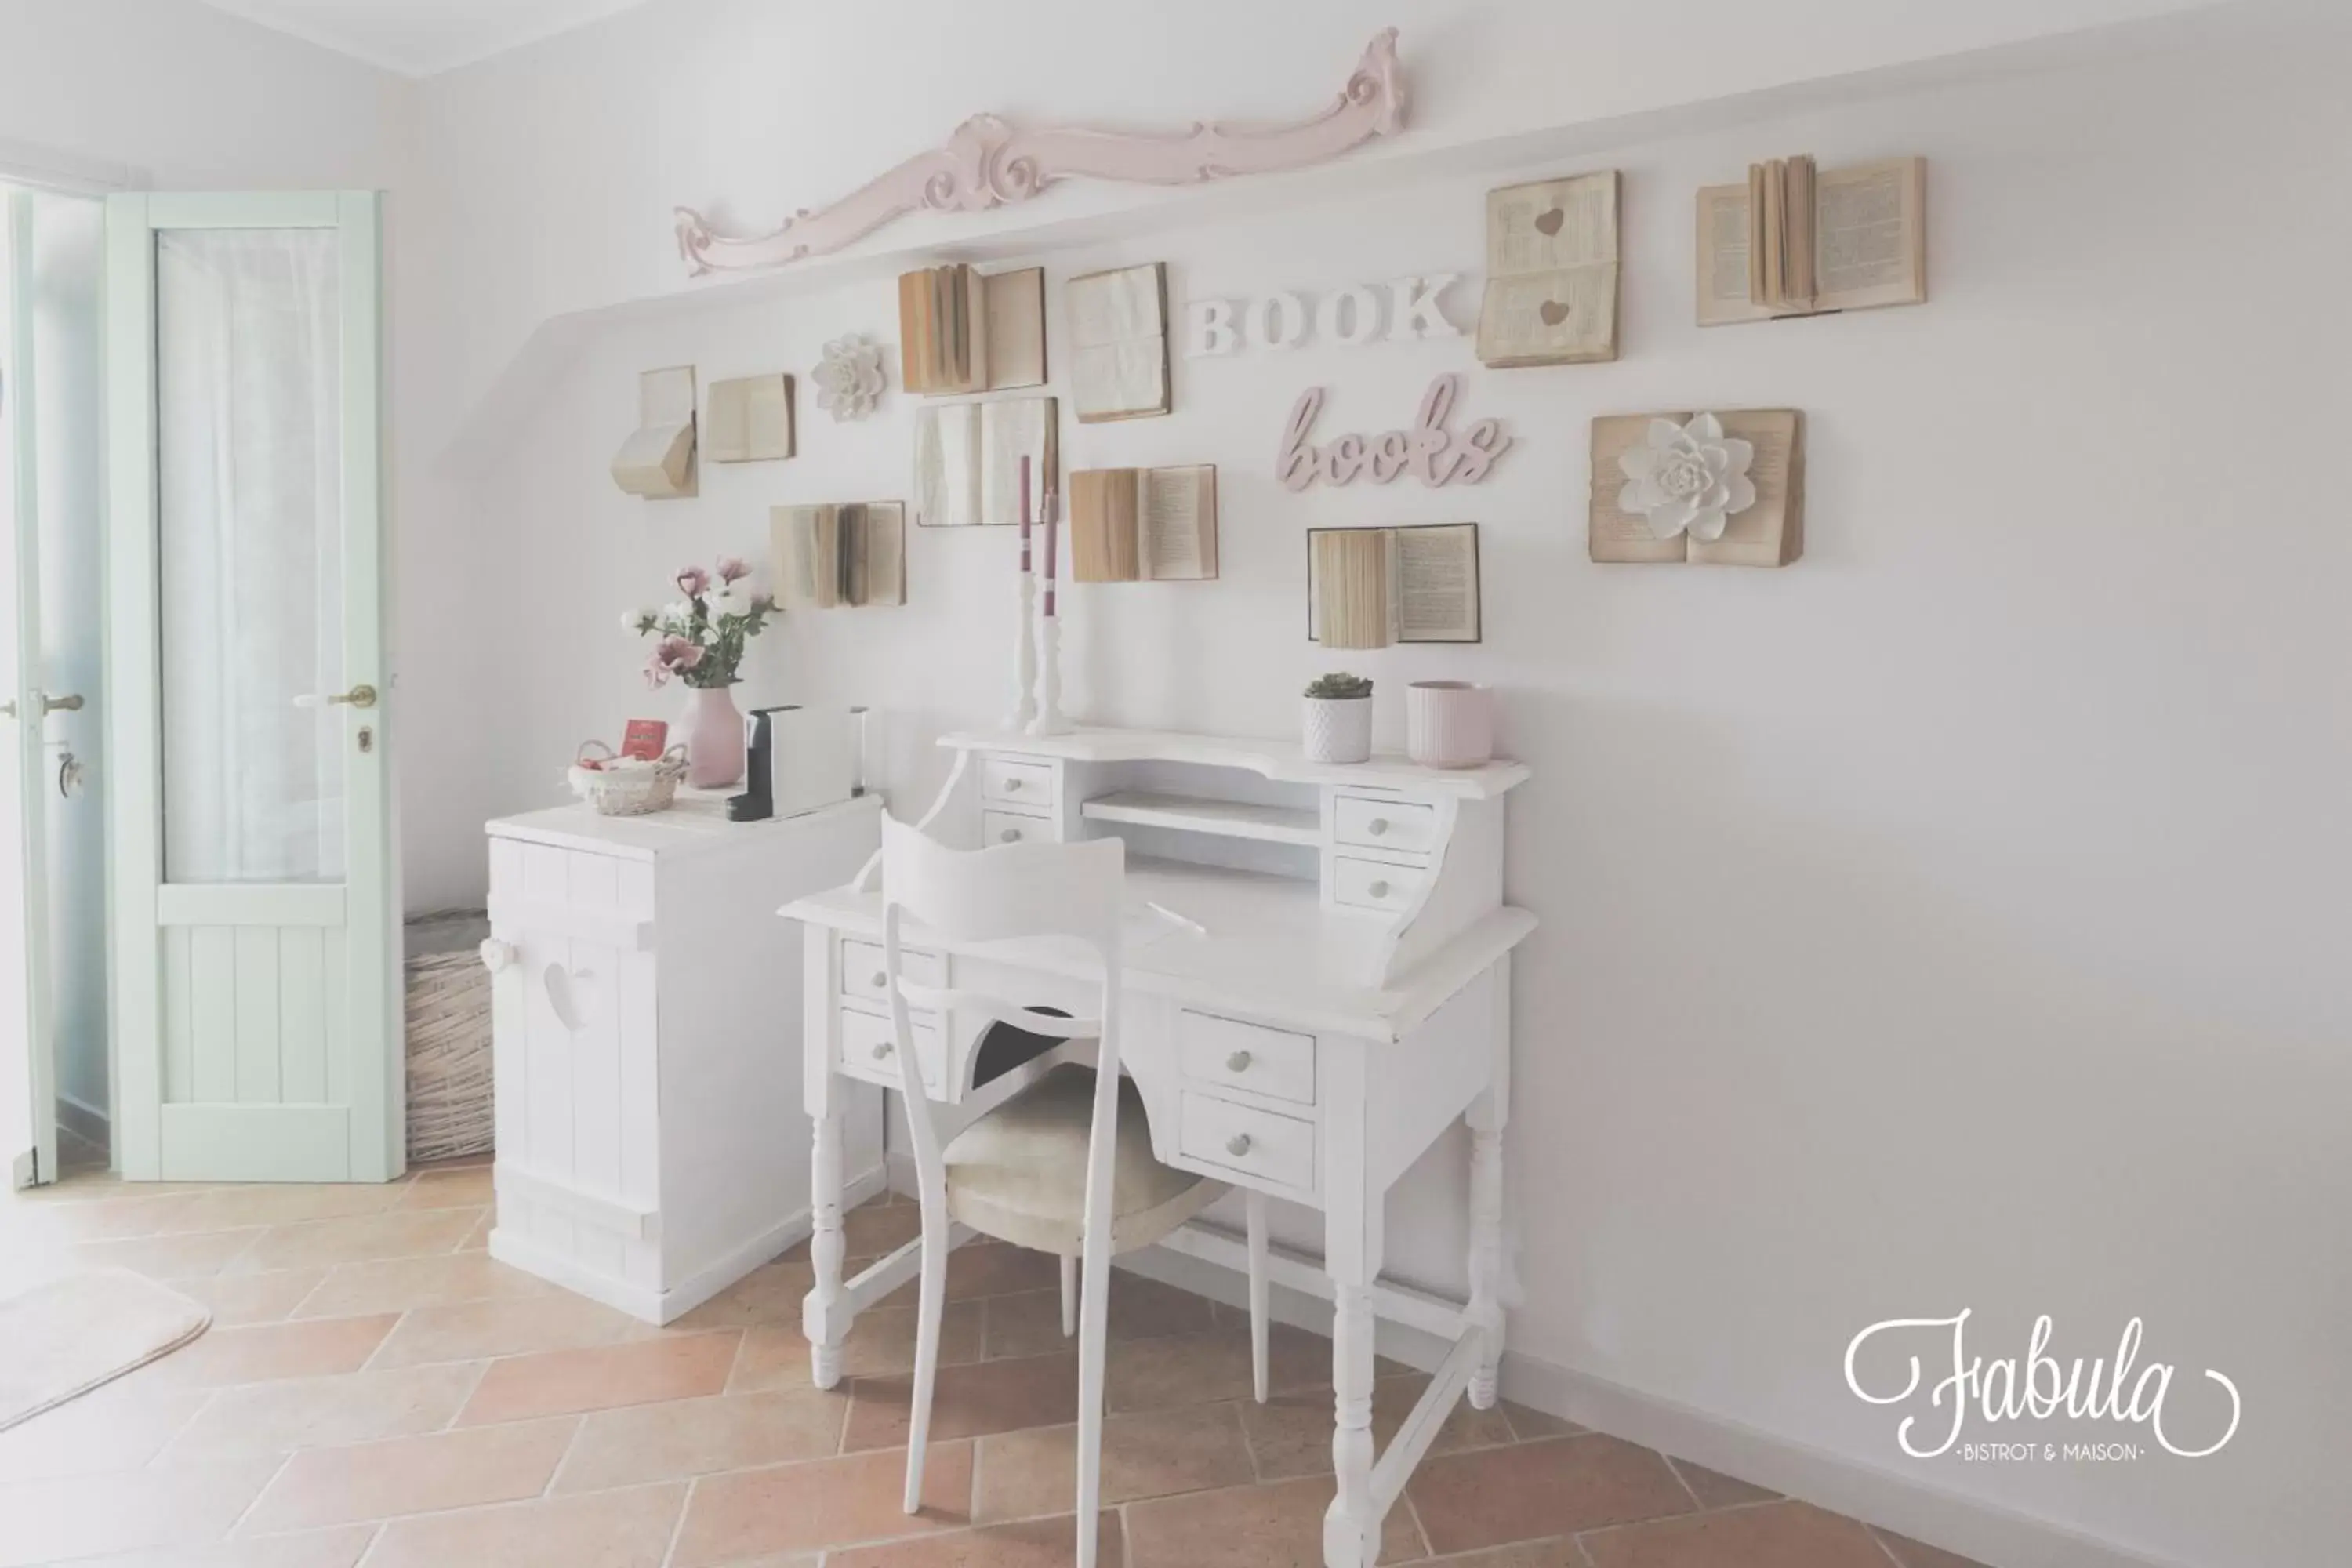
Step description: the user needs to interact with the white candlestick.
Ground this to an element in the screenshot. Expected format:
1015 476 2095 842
1028 612 1069 737
1007 568 1038 731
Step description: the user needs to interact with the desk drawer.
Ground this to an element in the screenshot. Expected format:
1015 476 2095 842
981 757 1055 809
841 938 944 1009
839 1007 943 1094
1331 856 1426 913
1332 794 1437 855
1179 1092 1316 1192
982 809 1054 848
1178 1011 1315 1106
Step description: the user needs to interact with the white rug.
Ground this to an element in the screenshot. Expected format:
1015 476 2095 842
0 1269 212 1431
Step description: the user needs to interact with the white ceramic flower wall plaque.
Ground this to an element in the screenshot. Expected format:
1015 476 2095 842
812 335 885 422
1617 412 1757 541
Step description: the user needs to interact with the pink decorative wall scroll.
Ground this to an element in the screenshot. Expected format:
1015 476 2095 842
1279 375 1512 491
673 30 1407 276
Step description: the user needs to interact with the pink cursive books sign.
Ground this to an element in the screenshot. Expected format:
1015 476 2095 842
1279 375 1512 491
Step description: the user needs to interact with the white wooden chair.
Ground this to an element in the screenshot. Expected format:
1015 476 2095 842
879 814 1270 1567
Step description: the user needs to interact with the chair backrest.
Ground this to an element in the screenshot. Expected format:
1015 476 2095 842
880 812 1124 950
877 815 1130 1219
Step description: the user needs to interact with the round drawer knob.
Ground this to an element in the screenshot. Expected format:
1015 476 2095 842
870 971 888 989
1004 778 1024 791
1368 880 1391 899
871 1042 893 1059
1367 818 1389 836
478 938 517 974
1225 1050 1252 1073
1000 829 1022 844
1225 1133 1253 1157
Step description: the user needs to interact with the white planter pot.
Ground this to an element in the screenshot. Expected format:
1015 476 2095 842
1301 695 1373 764
1406 681 1494 768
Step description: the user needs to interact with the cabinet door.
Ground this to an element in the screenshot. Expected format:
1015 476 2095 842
488 839 659 1280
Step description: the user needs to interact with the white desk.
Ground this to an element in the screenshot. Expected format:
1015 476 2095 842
782 728 1533 1568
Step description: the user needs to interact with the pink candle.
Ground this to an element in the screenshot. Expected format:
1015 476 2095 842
1041 488 1058 618
1018 456 1033 573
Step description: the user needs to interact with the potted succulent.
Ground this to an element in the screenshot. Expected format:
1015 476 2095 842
1301 672 1374 764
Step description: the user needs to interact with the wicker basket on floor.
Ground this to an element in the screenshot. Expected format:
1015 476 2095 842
405 910 494 1163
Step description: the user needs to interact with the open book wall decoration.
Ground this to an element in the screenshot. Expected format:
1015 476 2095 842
898 265 1046 396
1280 375 1510 491
1477 170 1620 367
1590 409 1805 567
1697 156 1925 325
771 501 907 608
1068 466 1217 581
611 366 697 499
675 30 1406 276
1067 263 1170 423
704 373 794 463
913 397 1058 528
1308 523 1481 648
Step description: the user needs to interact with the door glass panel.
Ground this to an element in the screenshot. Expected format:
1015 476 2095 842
155 228 343 884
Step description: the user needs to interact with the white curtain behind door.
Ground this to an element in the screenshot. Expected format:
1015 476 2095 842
155 229 343 884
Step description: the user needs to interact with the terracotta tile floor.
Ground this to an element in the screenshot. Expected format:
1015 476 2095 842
0 1167 1992 1568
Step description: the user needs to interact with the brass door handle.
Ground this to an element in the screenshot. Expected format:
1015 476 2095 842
296 684 377 710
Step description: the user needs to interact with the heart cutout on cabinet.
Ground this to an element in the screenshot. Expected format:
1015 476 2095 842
1537 299 1570 326
541 963 603 1034
1533 206 1565 237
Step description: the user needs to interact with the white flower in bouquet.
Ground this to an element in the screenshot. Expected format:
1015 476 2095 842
621 607 657 633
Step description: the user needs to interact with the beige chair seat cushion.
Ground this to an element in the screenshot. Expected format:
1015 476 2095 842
943 1065 1225 1256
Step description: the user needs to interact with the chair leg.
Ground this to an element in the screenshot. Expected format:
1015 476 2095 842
901 1175 951 1515
1074 1232 1113 1568
1061 1253 1079 1337
1246 1191 1271 1403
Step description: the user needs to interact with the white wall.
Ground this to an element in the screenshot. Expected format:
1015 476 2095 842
401 0 2217 432
0 0 408 191
391 0 2227 913
444 18 2350 1568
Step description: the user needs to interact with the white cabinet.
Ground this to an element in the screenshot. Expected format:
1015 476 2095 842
483 793 884 1323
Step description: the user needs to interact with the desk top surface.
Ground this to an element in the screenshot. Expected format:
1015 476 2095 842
784 856 1534 1040
488 791 880 862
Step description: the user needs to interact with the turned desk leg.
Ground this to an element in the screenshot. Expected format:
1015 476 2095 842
1327 1280 1379 1568
1465 953 1512 1409
805 1109 848 1388
1323 1040 1383 1568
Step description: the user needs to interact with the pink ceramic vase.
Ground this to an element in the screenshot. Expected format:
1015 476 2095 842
683 684 746 788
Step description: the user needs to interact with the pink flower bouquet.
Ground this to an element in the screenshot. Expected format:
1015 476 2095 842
626 561 775 688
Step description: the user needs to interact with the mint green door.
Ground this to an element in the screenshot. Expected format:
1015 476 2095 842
105 192 397 1182
2 187 60 1189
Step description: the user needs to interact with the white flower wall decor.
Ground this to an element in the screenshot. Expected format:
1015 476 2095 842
813 335 886 421
1588 408 1805 567
1617 412 1755 542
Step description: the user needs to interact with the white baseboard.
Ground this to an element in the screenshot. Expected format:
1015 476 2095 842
494 1161 889 1327
891 1155 2180 1568
1509 1358 2185 1568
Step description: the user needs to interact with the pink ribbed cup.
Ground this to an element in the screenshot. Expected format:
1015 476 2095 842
1405 681 1494 768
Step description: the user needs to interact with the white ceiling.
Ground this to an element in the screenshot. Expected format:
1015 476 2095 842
196 0 658 77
